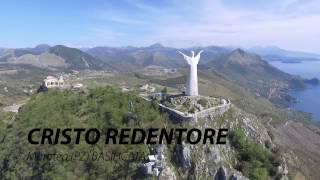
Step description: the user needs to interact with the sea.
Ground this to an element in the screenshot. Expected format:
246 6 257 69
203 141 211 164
270 61 320 121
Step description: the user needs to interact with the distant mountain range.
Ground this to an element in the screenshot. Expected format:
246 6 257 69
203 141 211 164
2 44 318 70
1 44 319 71
248 46 320 62
85 43 231 71
0 44 232 71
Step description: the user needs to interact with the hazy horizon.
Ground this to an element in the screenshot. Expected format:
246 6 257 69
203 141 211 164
2 43 319 55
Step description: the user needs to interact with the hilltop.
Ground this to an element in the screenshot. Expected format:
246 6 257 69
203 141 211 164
0 87 287 179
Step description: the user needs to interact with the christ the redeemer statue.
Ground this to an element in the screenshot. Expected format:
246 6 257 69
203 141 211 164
178 50 203 96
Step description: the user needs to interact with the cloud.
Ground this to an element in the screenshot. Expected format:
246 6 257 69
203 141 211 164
91 0 320 52
125 0 159 13
95 9 147 25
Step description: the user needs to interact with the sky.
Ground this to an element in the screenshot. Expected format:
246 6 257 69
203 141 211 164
0 0 319 53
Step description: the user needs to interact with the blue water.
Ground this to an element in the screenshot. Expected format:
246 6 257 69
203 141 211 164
270 61 320 121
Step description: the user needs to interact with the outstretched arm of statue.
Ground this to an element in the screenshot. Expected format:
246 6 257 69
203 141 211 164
194 50 204 64
178 51 191 64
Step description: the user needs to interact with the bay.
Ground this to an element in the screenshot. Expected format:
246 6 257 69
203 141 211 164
270 61 320 121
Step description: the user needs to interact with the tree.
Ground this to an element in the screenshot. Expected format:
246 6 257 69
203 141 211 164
161 87 167 95
161 87 168 101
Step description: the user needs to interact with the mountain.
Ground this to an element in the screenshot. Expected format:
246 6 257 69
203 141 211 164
10 52 68 69
2 44 319 71
0 44 51 61
48 45 107 70
86 44 231 71
248 46 320 62
0 45 109 71
204 48 292 80
202 49 303 105
0 48 37 61
86 44 183 69
22 44 51 54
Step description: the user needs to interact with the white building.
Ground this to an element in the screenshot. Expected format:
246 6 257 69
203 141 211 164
43 76 64 88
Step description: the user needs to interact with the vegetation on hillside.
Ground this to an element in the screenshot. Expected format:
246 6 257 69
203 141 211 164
0 87 168 179
230 129 283 180
49 45 107 70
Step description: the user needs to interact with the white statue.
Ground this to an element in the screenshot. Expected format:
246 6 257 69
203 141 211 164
178 50 203 96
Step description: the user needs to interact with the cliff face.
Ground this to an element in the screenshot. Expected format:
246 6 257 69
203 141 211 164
160 106 289 180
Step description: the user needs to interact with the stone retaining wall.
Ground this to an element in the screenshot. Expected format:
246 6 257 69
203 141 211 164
159 99 231 122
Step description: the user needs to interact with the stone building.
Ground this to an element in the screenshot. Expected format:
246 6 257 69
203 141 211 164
43 76 64 88
141 154 165 177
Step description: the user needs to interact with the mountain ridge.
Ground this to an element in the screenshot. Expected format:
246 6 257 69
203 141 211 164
201 49 303 106
0 45 109 71
248 46 320 61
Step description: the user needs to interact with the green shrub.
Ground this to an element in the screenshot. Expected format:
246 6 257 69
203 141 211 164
249 166 268 180
161 87 168 94
188 107 196 114
197 98 208 107
230 128 282 179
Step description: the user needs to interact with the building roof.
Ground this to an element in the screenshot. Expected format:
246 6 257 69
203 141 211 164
45 76 57 80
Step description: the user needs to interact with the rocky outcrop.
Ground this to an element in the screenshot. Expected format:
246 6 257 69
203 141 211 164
229 173 248 180
212 166 248 180
207 146 222 163
175 143 191 170
161 165 177 180
214 167 227 180
156 105 286 179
